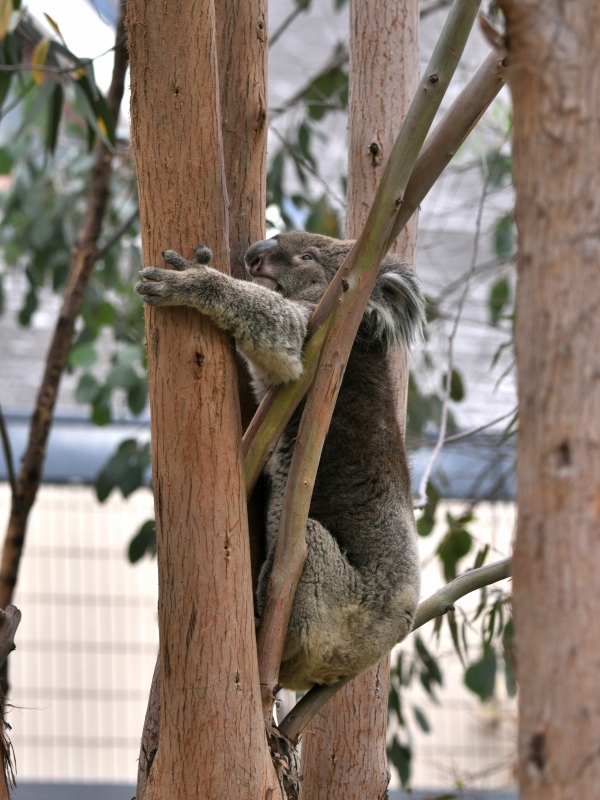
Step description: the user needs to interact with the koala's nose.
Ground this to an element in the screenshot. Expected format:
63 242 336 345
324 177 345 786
244 238 278 275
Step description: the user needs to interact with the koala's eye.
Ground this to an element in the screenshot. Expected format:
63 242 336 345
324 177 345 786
301 254 313 261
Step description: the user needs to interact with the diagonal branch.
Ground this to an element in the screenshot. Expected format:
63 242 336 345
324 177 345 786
279 556 512 740
0 406 15 499
243 45 507 496
255 0 484 719
0 2 129 611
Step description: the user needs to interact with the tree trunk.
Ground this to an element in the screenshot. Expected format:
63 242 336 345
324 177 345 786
498 2 600 799
134 4 270 793
300 0 419 797
215 0 269 587
128 1 281 797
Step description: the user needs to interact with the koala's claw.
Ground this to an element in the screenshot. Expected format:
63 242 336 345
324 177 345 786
194 244 212 265
162 249 189 271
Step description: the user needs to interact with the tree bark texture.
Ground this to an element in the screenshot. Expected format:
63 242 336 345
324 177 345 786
215 0 269 586
499 2 600 799
128 1 280 797
0 3 129 612
300 1 419 797
134 3 270 793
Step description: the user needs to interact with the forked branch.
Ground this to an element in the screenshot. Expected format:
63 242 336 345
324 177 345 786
243 43 507 496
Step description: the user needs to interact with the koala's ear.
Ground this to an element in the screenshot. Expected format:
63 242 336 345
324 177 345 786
195 244 213 265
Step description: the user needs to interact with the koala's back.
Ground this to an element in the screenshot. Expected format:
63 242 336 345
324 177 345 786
261 325 421 691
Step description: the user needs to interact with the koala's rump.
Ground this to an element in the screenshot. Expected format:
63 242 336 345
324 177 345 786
278 516 418 691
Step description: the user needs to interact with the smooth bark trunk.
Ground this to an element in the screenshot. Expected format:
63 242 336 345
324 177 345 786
128 1 280 797
499 2 600 798
134 3 270 793
300 0 419 796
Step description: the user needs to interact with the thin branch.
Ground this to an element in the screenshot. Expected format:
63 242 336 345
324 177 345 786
269 2 309 48
279 557 512 740
255 0 483 720
412 557 512 630
0 406 15 499
96 206 139 260
0 35 128 76
414 157 490 509
270 126 346 207
443 406 517 443
0 80 34 122
269 48 348 119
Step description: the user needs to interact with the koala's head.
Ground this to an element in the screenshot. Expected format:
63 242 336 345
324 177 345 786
244 232 353 303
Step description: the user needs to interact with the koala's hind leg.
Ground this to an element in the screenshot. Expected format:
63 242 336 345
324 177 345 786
277 518 373 690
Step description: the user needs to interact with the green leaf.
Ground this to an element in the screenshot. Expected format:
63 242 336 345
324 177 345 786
106 363 138 390
127 379 148 415
415 634 443 697
128 519 156 563
465 648 497 701
417 482 439 537
494 215 514 257
503 617 517 698
486 152 512 188
305 195 340 237
412 704 430 733
388 683 403 725
442 368 464 402
304 65 348 120
45 81 63 154
473 544 489 570
297 122 315 169
489 276 510 325
437 524 472 582
0 146 13 174
17 77 57 137
266 149 284 208
95 438 150 501
73 77 113 149
69 342 97 369
75 373 100 404
115 343 144 367
0 71 12 114
18 287 37 325
447 609 465 667
387 736 411 788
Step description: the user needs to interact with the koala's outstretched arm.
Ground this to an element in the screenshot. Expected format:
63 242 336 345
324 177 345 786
135 248 310 385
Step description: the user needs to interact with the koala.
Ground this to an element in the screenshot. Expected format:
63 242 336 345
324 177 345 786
135 231 424 691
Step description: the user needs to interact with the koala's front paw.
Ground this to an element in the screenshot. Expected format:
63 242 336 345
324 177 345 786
135 267 187 306
161 245 213 271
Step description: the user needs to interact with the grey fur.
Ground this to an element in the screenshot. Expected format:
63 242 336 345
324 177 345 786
135 231 424 691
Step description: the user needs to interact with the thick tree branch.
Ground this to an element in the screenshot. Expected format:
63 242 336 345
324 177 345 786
256 0 483 719
0 2 129 610
243 45 506 496
279 557 511 740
